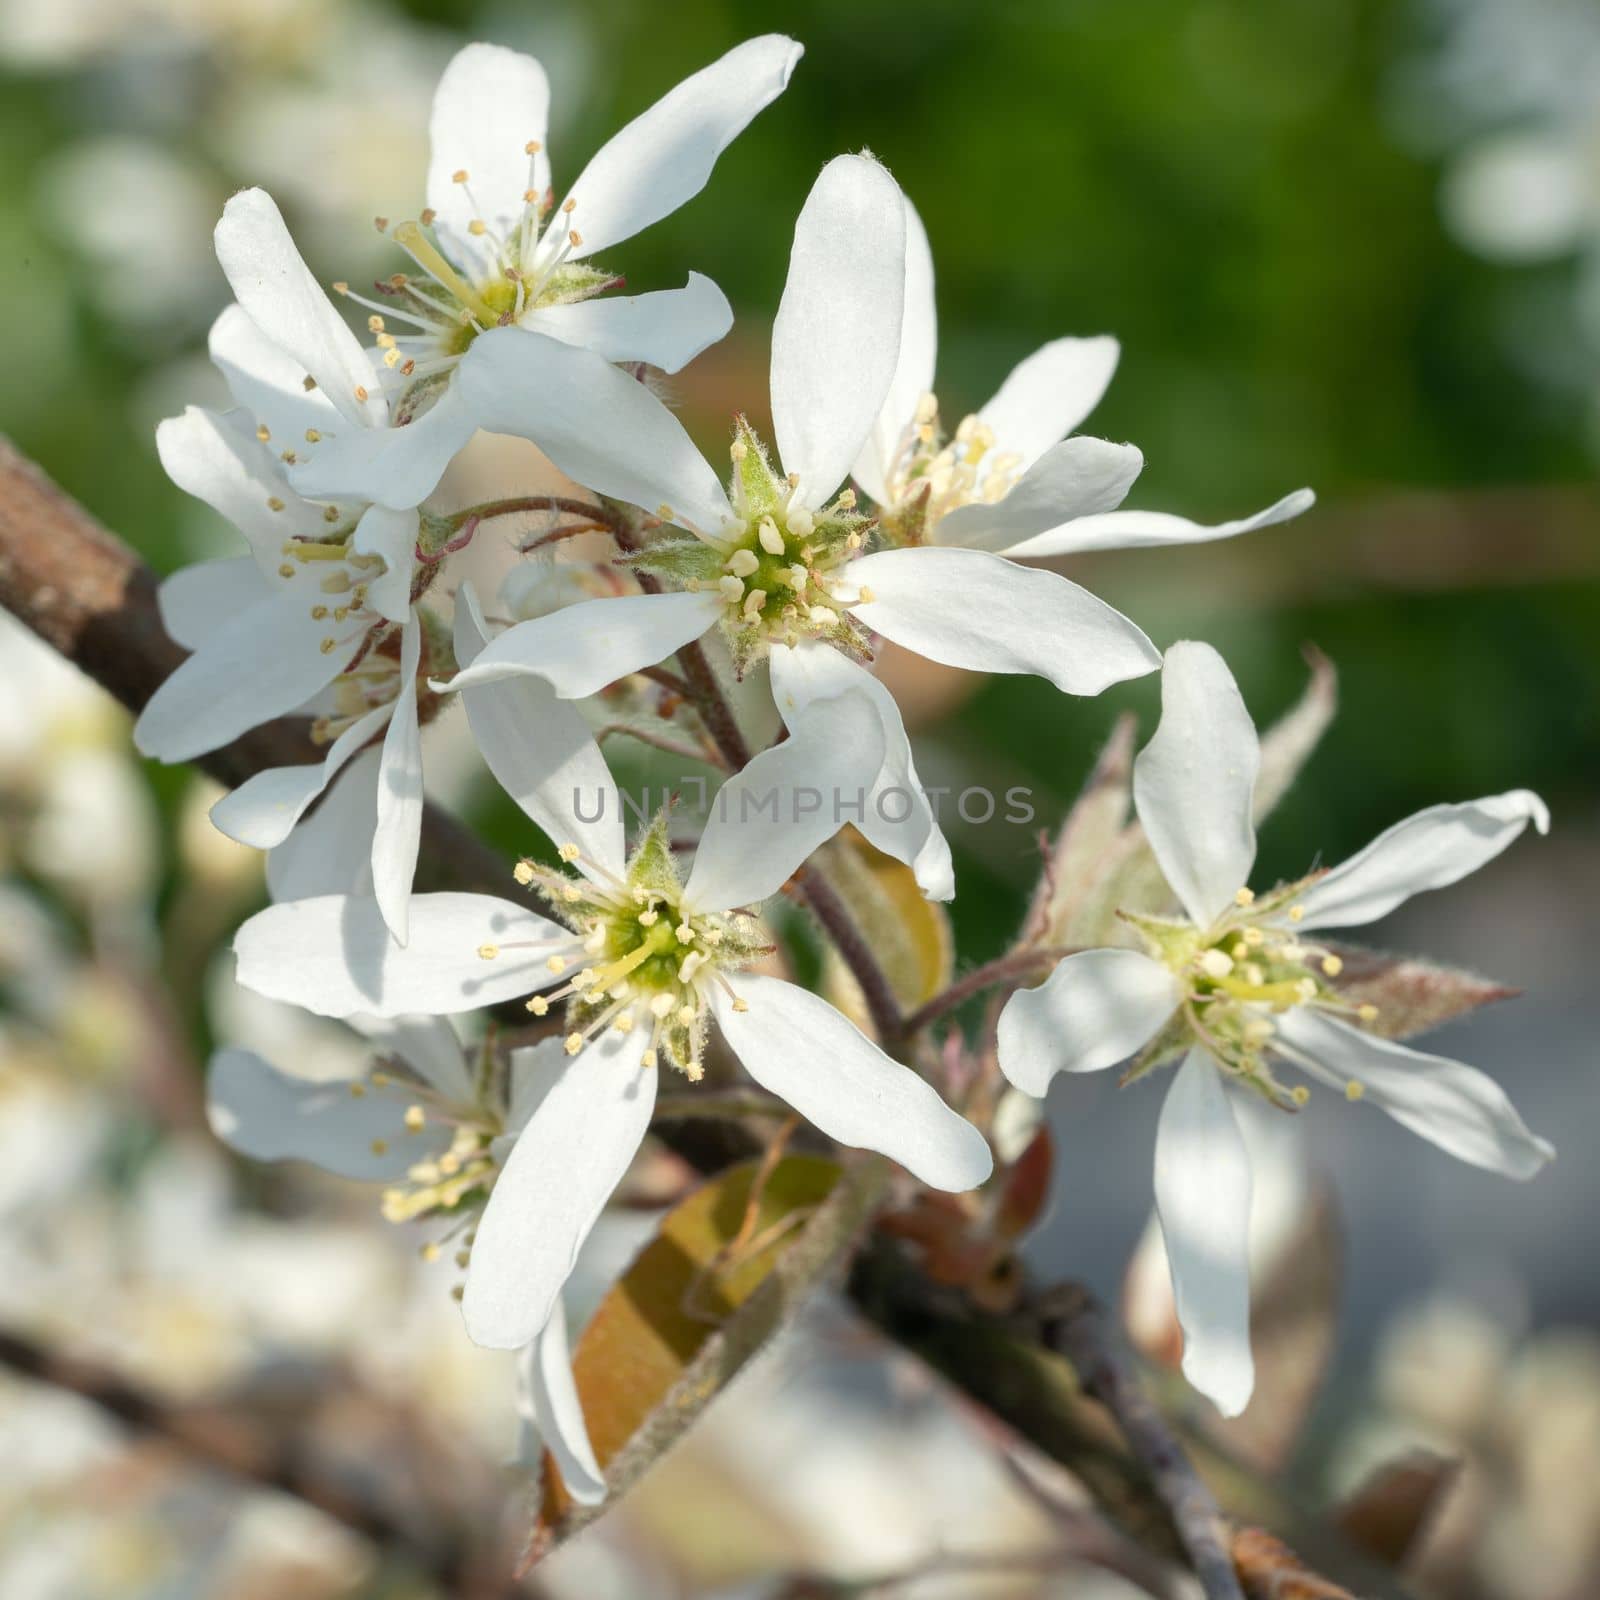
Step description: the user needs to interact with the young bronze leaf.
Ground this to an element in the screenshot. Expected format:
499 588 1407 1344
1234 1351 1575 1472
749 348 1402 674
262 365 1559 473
533 1154 844 1539
1331 945 1518 1041
1254 647 1338 823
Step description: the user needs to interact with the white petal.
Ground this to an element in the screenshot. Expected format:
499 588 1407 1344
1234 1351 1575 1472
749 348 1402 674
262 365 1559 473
206 1047 450 1181
525 273 731 373
503 1037 567 1138
266 748 379 901
458 327 734 535
1154 1049 1254 1417
463 1027 654 1348
979 335 1121 469
996 950 1179 1097
1294 790 1550 931
351 506 418 623
350 1014 473 1104
234 893 571 1017
853 193 936 504
213 189 385 428
453 583 625 881
770 153 906 504
158 557 268 652
518 1301 606 1506
427 43 551 278
999 487 1316 561
211 699 393 850
133 592 342 762
714 974 991 1190
442 589 722 700
1133 640 1259 926
932 437 1145 554
290 381 475 512
556 35 802 259
372 621 424 944
156 405 327 558
683 691 884 913
209 303 347 452
769 642 953 901
1275 1008 1553 1178
849 546 1159 695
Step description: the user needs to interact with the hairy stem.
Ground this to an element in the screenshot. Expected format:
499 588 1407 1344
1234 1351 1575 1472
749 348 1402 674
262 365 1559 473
902 945 1078 1037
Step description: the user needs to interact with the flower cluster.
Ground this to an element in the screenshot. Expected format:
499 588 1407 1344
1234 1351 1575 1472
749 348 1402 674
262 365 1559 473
135 30 1553 1501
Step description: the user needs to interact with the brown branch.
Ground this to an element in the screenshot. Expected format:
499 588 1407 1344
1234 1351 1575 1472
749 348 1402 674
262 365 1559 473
901 945 1078 1037
0 437 1399 1600
0 1326 531 1597
1034 1285 1245 1600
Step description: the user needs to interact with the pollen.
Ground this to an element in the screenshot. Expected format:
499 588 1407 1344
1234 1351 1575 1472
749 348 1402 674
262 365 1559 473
468 220 487 236
525 139 542 155
564 1033 584 1055
1288 904 1306 922
452 168 469 184
732 997 749 1013
1291 1085 1311 1106
641 1049 658 1069
419 1242 441 1263
514 860 536 885
278 563 294 579
1320 954 1343 977
1234 887 1255 907
547 954 568 974
267 497 285 512
404 1106 426 1132
305 428 320 443
1345 1081 1366 1102
477 944 499 960
526 995 549 1015
1358 1003 1379 1022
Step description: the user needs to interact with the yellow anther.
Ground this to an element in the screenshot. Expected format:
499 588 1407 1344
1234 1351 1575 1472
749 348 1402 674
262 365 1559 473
858 585 876 603
373 216 389 232
404 1105 426 1132
1320 954 1343 977
420 207 436 225
1345 1081 1366 1102
732 997 749 1013
788 506 815 539
568 229 582 248
561 885 581 903
267 496 285 512
1295 977 1318 1001
477 944 499 960
305 428 321 443
558 842 581 862
348 1082 367 1098
1243 926 1264 947
546 954 567 974
514 860 536 885
303 375 317 391
371 1072 391 1088
331 281 349 295
1357 1003 1379 1023
649 993 675 1019
370 1138 389 1156
1198 949 1234 979
1235 887 1255 907
743 588 767 620
1291 1085 1311 1106
319 638 337 654
561 197 576 214
614 1011 636 1033
675 923 694 944
656 503 674 521
468 219 487 236
526 995 549 1016
727 548 758 578
323 505 341 523
452 168 469 183
638 908 659 927
1288 904 1306 922
676 1004 695 1026
310 605 328 620
641 1048 658 1069
355 385 370 402
278 563 294 578
420 1241 441 1263
1230 941 1249 960
525 139 542 155
564 1033 584 1055
255 423 270 442
718 574 745 604
757 518 785 556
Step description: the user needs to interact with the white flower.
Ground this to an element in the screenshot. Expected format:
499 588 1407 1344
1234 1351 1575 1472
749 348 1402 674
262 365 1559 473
996 640 1554 1416
133 405 436 941
855 193 1315 559
231 687 993 1348
206 1014 607 1504
447 154 1161 900
211 35 802 512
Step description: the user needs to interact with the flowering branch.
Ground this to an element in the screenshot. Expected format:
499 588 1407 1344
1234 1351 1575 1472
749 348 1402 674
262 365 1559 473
0 437 1400 1600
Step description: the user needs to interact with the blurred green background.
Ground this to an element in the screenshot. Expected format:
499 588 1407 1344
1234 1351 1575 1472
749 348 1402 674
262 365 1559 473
5 0 1596 964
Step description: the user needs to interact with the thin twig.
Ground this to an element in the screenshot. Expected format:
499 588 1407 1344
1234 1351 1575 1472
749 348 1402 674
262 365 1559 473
901 945 1078 1038
596 720 721 766
792 863 906 1046
0 1326 527 1596
1034 1285 1246 1600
